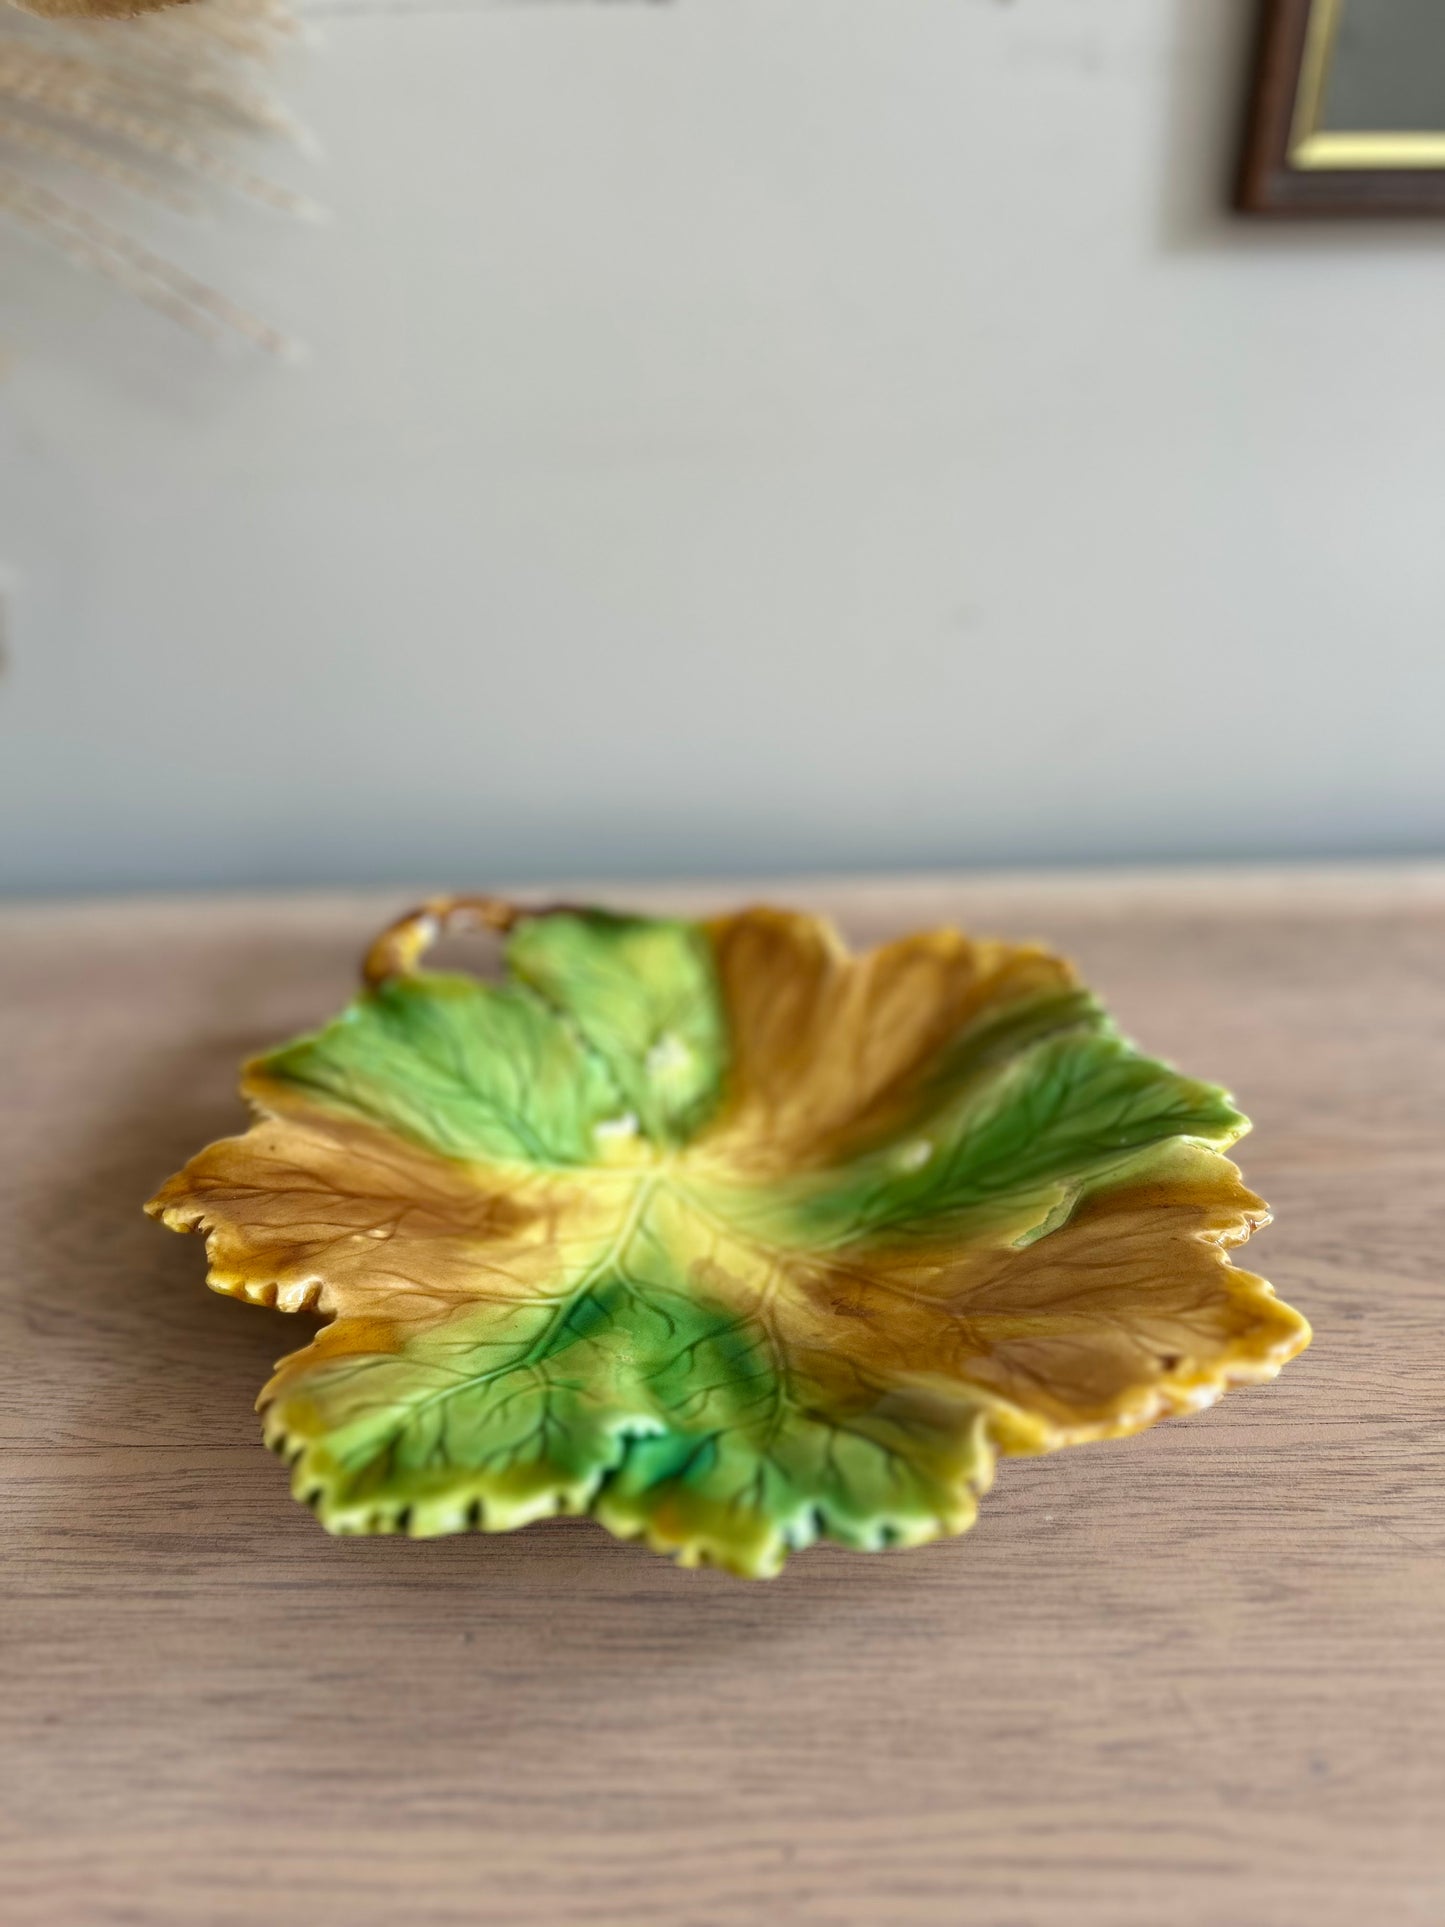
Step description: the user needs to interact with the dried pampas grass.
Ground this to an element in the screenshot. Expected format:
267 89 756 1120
0 0 316 353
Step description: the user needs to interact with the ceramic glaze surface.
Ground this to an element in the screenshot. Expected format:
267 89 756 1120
148 898 1310 1576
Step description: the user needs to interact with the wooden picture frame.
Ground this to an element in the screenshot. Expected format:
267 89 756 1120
1238 0 1445 215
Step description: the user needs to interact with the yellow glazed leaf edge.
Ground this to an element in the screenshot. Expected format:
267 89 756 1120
147 895 1310 1577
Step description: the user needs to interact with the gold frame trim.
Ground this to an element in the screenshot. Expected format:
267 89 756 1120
1290 0 1445 171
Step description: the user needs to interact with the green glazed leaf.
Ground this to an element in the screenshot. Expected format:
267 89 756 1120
765 1028 1248 1252
506 909 728 1145
253 973 622 1166
149 899 1309 1577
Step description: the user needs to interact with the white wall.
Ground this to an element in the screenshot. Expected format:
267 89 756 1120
1 0 1442 895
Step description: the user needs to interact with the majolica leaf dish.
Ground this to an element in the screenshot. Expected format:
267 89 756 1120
148 895 1310 1577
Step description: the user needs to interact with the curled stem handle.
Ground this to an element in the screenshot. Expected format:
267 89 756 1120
362 893 579 987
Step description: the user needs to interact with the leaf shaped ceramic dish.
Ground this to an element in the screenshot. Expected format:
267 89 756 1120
148 896 1309 1577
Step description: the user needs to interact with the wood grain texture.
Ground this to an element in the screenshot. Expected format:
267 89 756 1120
2 869 1442 1927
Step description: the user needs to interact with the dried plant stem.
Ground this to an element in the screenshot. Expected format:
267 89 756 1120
0 0 313 353
134 5 299 65
0 60 318 213
0 108 197 210
0 164 298 353
0 37 309 145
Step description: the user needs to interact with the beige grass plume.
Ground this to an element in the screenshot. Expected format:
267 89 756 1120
1 0 316 353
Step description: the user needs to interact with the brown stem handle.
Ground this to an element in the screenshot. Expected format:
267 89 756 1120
361 894 586 987
361 895 522 987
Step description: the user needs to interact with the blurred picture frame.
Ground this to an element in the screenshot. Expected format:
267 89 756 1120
1238 0 1445 214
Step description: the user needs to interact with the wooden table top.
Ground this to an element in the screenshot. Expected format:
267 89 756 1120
3 870 1442 1927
